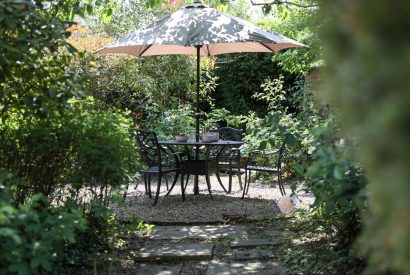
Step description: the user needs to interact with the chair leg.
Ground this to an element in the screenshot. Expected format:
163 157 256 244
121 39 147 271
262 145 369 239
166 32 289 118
278 171 286 196
215 168 228 193
237 166 243 190
165 171 180 196
165 175 169 190
143 174 147 194
184 174 190 192
135 175 141 191
246 170 251 195
152 173 162 206
205 173 213 199
147 174 152 198
228 161 232 193
180 172 186 201
242 169 248 199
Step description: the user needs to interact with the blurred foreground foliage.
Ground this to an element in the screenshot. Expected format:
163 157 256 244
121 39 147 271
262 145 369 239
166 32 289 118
318 0 410 273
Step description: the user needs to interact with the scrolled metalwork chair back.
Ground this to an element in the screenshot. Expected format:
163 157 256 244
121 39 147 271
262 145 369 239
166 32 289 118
134 130 162 169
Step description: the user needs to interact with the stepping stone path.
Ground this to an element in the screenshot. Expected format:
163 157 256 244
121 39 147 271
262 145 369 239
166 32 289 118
206 261 287 275
135 264 182 275
134 243 214 262
151 225 248 240
134 224 287 274
230 239 279 249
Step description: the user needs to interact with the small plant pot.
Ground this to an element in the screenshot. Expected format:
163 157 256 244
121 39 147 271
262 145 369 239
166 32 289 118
176 135 188 142
202 133 214 143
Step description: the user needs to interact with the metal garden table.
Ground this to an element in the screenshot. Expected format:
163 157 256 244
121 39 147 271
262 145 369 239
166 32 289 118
159 140 244 196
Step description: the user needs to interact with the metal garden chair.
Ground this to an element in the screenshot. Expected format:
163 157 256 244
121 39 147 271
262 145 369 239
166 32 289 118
242 137 288 198
210 127 244 193
134 130 183 206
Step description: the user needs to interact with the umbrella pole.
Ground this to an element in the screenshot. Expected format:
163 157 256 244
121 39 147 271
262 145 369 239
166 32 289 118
195 45 201 142
194 45 201 195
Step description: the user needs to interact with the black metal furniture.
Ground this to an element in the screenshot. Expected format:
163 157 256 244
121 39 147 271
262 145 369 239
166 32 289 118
242 138 288 198
134 130 183 206
159 140 244 198
210 127 244 193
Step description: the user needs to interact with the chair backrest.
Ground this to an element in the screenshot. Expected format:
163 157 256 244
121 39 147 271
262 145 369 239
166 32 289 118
134 130 161 168
209 127 243 158
210 127 243 141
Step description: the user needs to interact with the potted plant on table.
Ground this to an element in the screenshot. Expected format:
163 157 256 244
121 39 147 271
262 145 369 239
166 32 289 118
172 107 194 141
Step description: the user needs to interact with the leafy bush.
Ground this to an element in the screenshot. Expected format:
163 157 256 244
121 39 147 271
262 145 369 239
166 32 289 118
0 97 139 271
0 177 86 274
0 0 112 119
0 98 138 205
305 134 367 248
213 53 298 115
243 76 320 175
0 1 141 272
154 106 195 139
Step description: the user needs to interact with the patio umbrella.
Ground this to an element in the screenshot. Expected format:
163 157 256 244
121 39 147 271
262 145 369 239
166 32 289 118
96 0 305 141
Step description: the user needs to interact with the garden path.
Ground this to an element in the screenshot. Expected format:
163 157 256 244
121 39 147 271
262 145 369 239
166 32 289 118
132 223 287 275
108 175 314 274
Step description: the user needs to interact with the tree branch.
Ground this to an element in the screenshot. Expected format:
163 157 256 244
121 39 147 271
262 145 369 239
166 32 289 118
250 0 318 8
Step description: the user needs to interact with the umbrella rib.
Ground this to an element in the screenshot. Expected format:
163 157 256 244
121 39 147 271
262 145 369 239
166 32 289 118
206 44 211 56
260 42 275 52
139 45 153 56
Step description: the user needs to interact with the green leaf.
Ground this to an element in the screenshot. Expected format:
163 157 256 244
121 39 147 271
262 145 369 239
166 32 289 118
86 4 93 15
268 138 276 148
294 164 305 177
333 166 343 180
259 140 268 150
286 133 298 147
0 228 22 244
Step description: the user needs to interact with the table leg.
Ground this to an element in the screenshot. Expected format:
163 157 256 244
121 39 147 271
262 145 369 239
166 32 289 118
194 175 199 195
194 144 200 195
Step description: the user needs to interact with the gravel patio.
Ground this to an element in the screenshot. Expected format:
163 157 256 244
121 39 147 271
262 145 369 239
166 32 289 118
113 174 313 224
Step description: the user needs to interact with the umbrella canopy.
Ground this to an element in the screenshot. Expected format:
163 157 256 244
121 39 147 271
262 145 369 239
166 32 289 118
96 0 305 141
97 1 305 57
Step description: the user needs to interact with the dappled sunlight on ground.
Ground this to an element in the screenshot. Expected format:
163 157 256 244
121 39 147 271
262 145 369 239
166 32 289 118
113 174 314 223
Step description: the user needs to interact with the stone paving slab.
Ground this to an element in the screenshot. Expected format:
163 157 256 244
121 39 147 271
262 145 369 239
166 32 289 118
230 239 278 249
206 261 287 275
233 249 274 261
134 243 214 262
151 225 248 240
135 264 182 275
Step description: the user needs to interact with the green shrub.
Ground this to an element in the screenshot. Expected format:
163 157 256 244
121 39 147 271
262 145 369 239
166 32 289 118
0 98 138 205
154 106 195 139
243 76 320 175
0 178 86 274
0 97 139 270
305 138 367 248
213 53 298 115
